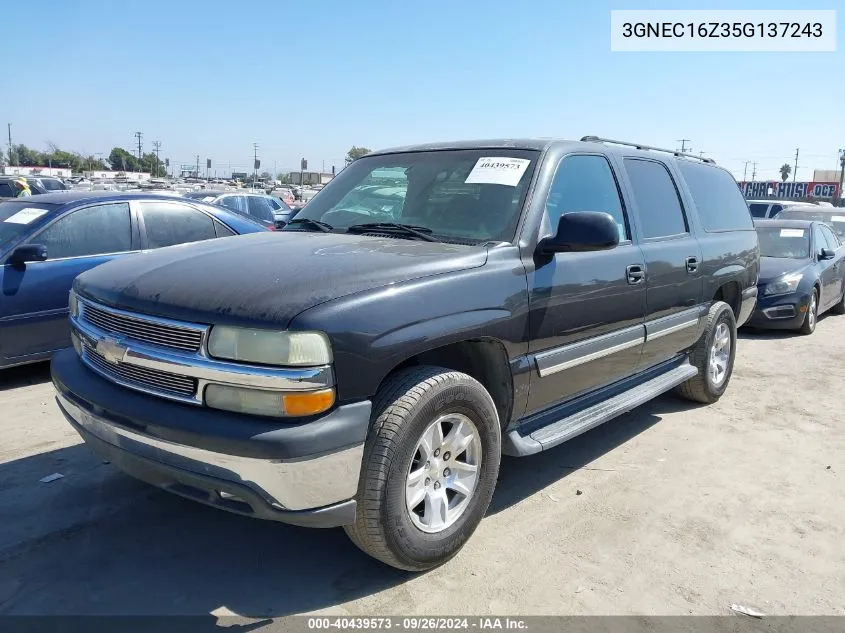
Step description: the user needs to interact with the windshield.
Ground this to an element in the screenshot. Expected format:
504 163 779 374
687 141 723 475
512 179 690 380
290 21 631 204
777 210 845 239
0 201 57 250
756 226 811 259
287 149 539 243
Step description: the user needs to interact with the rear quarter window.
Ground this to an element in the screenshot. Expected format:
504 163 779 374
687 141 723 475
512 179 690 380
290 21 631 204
676 161 754 232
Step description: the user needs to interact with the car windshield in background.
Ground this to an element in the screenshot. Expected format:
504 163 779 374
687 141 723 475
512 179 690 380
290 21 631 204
776 209 845 238
748 203 769 218
287 149 539 243
756 226 811 259
0 201 57 250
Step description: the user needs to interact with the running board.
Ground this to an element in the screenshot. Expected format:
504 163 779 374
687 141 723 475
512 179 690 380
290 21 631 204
504 362 698 457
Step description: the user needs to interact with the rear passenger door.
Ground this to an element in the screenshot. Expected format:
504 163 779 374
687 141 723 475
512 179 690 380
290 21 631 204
619 158 704 373
526 154 646 414
136 201 219 249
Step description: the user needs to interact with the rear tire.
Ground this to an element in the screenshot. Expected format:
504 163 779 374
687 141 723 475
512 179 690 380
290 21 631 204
345 366 501 571
675 301 737 404
799 289 818 335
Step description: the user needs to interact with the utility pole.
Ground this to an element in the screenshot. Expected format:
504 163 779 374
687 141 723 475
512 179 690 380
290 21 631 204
676 139 690 153
134 131 143 173
6 123 12 166
253 142 259 187
743 161 751 182
793 148 799 183
751 162 757 181
195 155 200 179
837 149 845 207
152 141 161 178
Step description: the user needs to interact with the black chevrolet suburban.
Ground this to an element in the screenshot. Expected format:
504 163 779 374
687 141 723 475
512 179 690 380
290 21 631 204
51 137 759 570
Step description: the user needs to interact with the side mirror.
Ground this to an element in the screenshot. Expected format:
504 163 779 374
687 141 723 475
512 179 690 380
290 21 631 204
9 244 48 265
820 248 836 260
538 211 620 254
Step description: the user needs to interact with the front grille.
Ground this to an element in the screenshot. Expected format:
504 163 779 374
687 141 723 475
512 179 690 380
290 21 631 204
81 302 205 352
84 343 198 398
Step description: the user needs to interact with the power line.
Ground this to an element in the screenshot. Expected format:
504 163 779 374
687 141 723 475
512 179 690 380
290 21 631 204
152 141 161 177
676 139 690 153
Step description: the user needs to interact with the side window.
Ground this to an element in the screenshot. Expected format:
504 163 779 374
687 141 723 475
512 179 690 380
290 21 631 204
219 196 243 213
139 202 217 249
623 159 688 239
544 155 629 241
247 196 275 222
812 225 827 255
675 161 754 231
213 218 236 237
769 204 783 217
748 203 768 218
266 197 283 210
820 224 839 249
35 203 131 259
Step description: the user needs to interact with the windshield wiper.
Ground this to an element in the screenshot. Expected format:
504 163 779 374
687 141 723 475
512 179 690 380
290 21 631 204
346 222 438 242
284 218 333 233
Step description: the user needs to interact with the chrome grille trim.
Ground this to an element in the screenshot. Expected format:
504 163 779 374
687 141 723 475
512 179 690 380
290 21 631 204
79 299 207 353
83 341 198 399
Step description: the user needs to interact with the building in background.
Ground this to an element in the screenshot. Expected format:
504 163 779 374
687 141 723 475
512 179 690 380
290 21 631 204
82 170 152 182
2 165 72 178
288 171 334 186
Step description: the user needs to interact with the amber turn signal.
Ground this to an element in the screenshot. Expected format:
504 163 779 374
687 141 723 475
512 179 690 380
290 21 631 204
283 389 336 416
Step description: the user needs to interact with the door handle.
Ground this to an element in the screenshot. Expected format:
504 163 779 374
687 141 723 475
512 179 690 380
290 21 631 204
626 264 645 285
685 256 699 273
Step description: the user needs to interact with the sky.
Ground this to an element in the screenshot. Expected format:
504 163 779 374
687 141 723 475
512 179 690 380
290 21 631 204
2 0 843 181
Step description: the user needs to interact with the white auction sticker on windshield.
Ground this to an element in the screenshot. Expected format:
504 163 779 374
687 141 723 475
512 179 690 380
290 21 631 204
3 208 49 224
780 228 805 238
831 215 845 223
465 157 531 187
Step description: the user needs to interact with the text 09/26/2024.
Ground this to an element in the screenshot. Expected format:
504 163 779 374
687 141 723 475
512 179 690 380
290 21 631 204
610 9 836 52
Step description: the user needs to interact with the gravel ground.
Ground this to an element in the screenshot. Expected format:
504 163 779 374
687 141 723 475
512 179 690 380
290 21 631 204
0 314 842 619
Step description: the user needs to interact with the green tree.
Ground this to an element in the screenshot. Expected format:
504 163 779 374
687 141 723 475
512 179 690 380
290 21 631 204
259 171 273 181
277 173 292 184
12 144 45 167
109 147 139 172
345 146 371 165
780 163 792 182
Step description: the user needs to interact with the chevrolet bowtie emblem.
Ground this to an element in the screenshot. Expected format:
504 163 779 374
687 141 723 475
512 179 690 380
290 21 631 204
96 337 127 364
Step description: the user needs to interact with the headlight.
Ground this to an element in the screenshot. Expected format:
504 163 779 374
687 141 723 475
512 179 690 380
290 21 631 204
69 291 79 318
762 272 803 296
207 326 332 366
205 384 335 417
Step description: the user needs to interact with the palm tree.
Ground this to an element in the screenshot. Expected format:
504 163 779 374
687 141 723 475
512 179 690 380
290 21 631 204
780 163 792 182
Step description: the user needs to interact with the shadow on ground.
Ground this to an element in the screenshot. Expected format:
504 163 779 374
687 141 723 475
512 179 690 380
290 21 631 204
0 393 698 620
0 361 52 392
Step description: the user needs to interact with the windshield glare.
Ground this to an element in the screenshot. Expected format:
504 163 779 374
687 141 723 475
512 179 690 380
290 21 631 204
756 226 810 259
0 201 56 250
288 149 539 243
777 210 845 238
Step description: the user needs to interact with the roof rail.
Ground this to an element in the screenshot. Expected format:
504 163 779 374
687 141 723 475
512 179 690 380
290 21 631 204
580 136 716 164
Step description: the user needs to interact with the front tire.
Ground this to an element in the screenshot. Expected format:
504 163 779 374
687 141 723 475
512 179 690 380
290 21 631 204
799 289 818 335
676 301 737 404
345 366 501 571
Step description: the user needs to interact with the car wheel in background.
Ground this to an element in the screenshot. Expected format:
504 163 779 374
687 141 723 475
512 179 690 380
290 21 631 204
799 289 819 335
345 366 501 571
675 301 737 404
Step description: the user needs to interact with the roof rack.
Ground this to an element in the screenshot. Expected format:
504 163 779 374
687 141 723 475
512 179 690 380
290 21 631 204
580 136 716 164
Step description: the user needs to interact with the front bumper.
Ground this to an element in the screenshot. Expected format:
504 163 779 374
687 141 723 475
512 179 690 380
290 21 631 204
745 287 810 330
51 348 371 527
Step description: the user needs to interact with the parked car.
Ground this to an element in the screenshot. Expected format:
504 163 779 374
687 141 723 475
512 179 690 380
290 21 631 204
746 199 811 219
745 218 845 334
774 204 845 240
182 190 286 229
0 191 267 370
52 136 758 571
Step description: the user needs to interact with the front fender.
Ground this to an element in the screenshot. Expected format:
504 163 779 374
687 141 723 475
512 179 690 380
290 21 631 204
288 247 530 403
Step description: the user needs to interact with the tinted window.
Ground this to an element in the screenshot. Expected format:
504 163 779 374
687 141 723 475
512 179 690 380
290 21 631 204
140 202 217 248
544 155 628 240
36 203 131 259
246 196 275 222
748 203 769 218
769 204 784 217
213 218 236 237
0 183 15 197
820 224 840 249
0 201 56 249
266 197 282 210
676 161 753 232
623 159 687 239
219 196 243 213
40 179 66 191
812 224 826 255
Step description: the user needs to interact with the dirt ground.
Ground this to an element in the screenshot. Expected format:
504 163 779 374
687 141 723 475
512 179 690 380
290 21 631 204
1 313 843 619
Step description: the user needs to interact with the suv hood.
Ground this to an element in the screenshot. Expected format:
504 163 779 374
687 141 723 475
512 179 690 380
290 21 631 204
757 257 811 285
74 232 488 328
